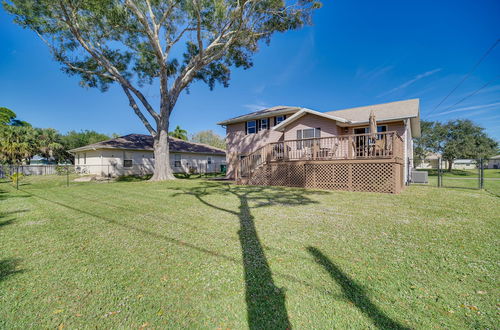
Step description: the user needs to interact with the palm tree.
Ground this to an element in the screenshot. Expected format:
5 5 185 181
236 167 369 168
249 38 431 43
0 126 36 164
168 125 188 141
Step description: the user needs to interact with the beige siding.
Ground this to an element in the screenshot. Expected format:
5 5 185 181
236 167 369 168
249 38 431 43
74 150 225 176
283 113 341 140
225 119 284 178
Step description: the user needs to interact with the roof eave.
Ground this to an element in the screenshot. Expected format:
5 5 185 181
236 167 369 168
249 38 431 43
272 109 349 131
217 108 301 126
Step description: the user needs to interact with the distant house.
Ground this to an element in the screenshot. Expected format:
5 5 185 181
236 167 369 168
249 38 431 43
487 155 500 169
415 153 440 169
452 159 477 170
69 134 226 177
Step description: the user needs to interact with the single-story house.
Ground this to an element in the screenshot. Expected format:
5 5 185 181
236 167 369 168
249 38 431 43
451 159 477 170
217 99 421 193
69 134 226 177
487 155 500 169
415 153 440 169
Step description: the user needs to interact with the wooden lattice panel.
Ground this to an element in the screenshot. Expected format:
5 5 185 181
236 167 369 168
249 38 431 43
352 163 394 193
248 165 270 186
270 164 289 187
239 160 402 194
288 164 306 187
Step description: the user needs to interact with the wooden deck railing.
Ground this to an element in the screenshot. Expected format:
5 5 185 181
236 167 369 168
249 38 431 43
237 131 403 178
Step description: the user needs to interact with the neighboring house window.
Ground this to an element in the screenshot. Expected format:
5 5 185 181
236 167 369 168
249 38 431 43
258 118 269 131
77 154 80 165
207 156 212 164
296 128 321 149
275 115 286 125
84 152 86 165
246 120 257 134
123 151 132 167
174 154 181 167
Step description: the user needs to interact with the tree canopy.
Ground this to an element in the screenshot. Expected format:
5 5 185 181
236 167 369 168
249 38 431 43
4 0 321 180
169 125 188 140
414 119 498 170
0 107 30 127
190 129 225 149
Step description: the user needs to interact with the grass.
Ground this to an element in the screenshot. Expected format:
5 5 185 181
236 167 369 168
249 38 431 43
1 176 499 328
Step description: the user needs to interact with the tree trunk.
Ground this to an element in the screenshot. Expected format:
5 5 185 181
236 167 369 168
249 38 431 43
150 129 176 181
448 159 453 172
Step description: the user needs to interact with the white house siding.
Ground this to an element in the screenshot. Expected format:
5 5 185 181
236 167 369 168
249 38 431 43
74 149 225 176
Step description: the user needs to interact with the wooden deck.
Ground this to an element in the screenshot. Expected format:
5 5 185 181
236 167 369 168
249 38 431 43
236 132 405 193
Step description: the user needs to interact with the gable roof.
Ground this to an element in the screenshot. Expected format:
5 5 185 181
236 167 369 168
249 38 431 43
273 108 349 132
217 99 421 137
216 106 302 125
69 134 226 155
325 99 419 122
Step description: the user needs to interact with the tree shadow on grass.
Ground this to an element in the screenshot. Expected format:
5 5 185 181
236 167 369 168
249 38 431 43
0 258 24 283
171 182 327 329
307 247 410 330
22 182 326 329
20 182 328 329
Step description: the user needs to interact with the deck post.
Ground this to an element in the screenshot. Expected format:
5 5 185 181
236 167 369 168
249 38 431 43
348 136 353 159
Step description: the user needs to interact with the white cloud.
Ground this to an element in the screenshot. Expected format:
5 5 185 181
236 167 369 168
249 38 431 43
378 68 442 97
429 101 500 117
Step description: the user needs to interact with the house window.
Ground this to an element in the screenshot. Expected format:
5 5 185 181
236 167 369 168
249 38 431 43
246 120 256 134
123 159 133 168
258 118 269 131
77 154 80 165
296 128 321 149
207 156 212 164
174 154 181 167
354 126 387 139
275 115 286 125
84 152 87 165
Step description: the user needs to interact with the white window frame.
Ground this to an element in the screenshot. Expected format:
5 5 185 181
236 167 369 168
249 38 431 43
275 115 286 125
246 120 256 134
174 154 181 167
259 118 268 131
296 128 321 149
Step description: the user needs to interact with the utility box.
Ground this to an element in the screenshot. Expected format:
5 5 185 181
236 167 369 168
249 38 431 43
411 170 428 184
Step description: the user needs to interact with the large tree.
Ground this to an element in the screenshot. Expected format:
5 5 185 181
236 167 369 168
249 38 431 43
4 0 320 180
441 119 497 171
415 119 498 171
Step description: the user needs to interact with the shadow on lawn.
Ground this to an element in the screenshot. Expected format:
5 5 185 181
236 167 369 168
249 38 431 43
22 181 325 329
172 182 325 329
307 247 410 330
0 258 24 283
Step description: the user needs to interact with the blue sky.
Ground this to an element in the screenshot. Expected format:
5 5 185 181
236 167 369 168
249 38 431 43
1 0 499 140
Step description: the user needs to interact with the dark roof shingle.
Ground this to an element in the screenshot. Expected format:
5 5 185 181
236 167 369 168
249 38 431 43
69 134 225 155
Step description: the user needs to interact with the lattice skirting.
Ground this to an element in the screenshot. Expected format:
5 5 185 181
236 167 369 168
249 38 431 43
242 161 404 194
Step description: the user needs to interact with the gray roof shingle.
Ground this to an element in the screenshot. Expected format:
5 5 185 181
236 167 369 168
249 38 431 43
69 134 225 155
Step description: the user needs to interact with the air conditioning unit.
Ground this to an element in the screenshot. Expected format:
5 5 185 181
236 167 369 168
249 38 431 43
411 170 428 184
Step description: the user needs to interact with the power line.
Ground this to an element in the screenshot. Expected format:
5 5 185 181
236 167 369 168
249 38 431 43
433 75 500 115
425 39 499 118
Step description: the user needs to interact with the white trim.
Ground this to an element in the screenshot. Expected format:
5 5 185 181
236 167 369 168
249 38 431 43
273 108 349 131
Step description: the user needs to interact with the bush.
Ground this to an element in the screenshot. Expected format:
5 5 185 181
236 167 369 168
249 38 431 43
55 165 75 175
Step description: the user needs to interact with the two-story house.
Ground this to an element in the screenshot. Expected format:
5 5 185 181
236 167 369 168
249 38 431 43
218 99 421 193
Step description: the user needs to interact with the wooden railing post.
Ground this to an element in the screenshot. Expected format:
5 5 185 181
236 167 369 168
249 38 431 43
348 135 353 159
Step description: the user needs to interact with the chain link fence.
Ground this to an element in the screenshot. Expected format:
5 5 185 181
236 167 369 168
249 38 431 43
1 162 227 189
411 157 500 195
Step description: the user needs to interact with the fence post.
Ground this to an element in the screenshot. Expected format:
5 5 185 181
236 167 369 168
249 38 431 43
16 165 19 190
66 165 69 187
437 158 441 188
479 159 484 189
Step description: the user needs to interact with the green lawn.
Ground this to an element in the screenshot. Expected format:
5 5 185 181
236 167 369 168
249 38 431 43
1 176 499 328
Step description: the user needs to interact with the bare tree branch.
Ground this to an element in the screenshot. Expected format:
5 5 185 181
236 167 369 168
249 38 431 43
122 86 157 136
